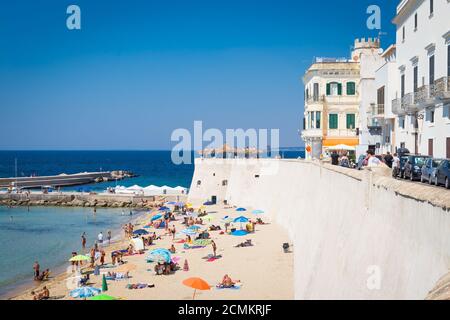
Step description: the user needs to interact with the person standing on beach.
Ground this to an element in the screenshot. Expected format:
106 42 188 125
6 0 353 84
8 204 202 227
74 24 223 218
98 232 103 246
107 230 112 244
81 233 86 250
33 261 40 280
211 240 217 258
170 225 176 240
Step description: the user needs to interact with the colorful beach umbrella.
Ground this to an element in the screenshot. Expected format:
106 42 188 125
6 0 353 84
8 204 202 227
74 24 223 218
148 249 171 263
133 229 149 236
102 274 108 292
88 294 117 300
233 216 249 223
252 210 265 215
182 277 211 300
69 255 90 262
231 230 248 237
188 225 202 231
70 287 101 299
150 214 163 222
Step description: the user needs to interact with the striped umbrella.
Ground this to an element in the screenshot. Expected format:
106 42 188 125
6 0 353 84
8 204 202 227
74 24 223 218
70 287 101 299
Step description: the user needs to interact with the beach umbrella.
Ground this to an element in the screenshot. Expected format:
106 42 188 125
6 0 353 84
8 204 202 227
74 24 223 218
202 215 215 222
233 216 249 223
159 206 170 211
150 214 163 222
115 263 137 273
181 228 198 236
70 287 101 299
222 216 233 223
231 230 248 237
69 255 91 262
203 201 214 206
102 274 108 292
252 210 265 215
148 249 171 263
133 229 149 236
89 294 117 301
182 277 211 300
166 201 177 205
236 208 247 212
188 225 202 231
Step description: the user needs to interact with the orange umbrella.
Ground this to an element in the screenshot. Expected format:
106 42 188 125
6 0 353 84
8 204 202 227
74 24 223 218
182 277 211 300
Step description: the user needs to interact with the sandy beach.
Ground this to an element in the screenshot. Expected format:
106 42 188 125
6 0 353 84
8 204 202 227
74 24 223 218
9 203 293 300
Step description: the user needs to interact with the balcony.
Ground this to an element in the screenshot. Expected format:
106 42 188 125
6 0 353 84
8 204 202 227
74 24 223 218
414 84 436 108
392 98 405 115
301 128 323 140
306 95 325 104
326 129 357 137
434 76 450 102
392 93 419 115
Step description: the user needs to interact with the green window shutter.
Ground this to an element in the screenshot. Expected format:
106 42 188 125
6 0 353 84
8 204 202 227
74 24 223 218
347 82 355 95
346 114 355 129
326 83 331 95
337 83 342 95
329 114 338 129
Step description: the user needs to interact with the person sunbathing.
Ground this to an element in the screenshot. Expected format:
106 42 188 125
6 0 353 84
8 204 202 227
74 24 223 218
34 286 50 300
169 244 176 254
235 239 253 248
219 275 239 288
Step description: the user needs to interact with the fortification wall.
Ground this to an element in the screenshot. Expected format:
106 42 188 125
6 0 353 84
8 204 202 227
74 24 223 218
188 158 450 299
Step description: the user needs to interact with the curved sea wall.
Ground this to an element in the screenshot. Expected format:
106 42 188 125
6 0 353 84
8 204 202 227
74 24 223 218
188 158 450 299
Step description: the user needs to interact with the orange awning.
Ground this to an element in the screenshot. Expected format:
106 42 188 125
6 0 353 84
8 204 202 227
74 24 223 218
323 138 359 147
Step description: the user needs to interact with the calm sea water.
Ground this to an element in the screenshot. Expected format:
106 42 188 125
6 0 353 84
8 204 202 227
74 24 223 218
0 150 304 297
0 206 141 297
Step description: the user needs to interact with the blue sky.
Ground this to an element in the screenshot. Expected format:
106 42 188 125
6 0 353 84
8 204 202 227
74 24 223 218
0 0 397 150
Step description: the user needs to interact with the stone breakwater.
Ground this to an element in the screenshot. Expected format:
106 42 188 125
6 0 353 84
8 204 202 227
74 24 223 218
0 193 186 209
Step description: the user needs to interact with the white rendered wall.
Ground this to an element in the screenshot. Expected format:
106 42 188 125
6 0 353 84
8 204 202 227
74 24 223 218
189 158 450 299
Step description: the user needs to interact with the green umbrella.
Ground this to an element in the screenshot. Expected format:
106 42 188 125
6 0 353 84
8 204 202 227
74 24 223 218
102 274 108 292
88 294 117 300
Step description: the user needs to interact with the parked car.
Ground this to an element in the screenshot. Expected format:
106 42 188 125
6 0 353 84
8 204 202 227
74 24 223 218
420 158 443 184
404 155 429 181
433 159 450 189
392 155 409 178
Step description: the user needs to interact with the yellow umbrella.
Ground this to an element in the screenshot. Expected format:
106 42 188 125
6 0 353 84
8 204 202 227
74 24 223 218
69 255 90 262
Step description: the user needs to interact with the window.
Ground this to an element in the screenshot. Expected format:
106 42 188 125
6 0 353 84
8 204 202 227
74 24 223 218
402 26 405 42
329 114 338 129
414 13 418 30
399 117 405 129
444 105 450 119
327 82 342 96
316 111 321 129
197 180 202 186
428 109 435 123
305 88 309 101
448 45 450 77
313 83 319 101
310 112 315 128
302 117 306 130
401 74 405 97
346 114 355 129
430 0 434 15
346 82 356 95
429 55 435 85
222 180 228 186
413 66 418 92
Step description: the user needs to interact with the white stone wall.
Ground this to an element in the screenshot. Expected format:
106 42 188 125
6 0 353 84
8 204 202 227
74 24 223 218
189 158 450 299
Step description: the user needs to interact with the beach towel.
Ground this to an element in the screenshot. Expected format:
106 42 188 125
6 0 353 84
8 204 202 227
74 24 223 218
183 243 205 250
126 283 154 289
215 284 242 290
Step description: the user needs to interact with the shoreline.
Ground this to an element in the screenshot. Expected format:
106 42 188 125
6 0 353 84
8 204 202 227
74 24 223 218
4 209 152 300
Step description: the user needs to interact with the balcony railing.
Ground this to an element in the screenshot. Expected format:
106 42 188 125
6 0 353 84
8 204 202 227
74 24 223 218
306 95 325 104
392 98 404 115
414 84 437 108
326 129 357 137
435 76 450 101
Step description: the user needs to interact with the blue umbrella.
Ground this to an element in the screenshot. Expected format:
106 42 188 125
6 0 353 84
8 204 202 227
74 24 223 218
159 206 170 211
236 208 247 212
231 230 248 237
150 214 163 222
233 216 249 223
133 229 149 236
188 225 202 231
203 201 214 206
70 287 101 299
252 210 265 215
147 248 172 263
181 228 197 236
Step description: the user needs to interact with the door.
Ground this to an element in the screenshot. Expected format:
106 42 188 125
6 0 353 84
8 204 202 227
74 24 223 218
447 137 450 159
428 139 433 157
211 196 217 205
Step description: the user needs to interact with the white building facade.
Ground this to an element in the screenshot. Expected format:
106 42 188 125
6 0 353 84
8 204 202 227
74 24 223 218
392 0 450 158
301 58 360 160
